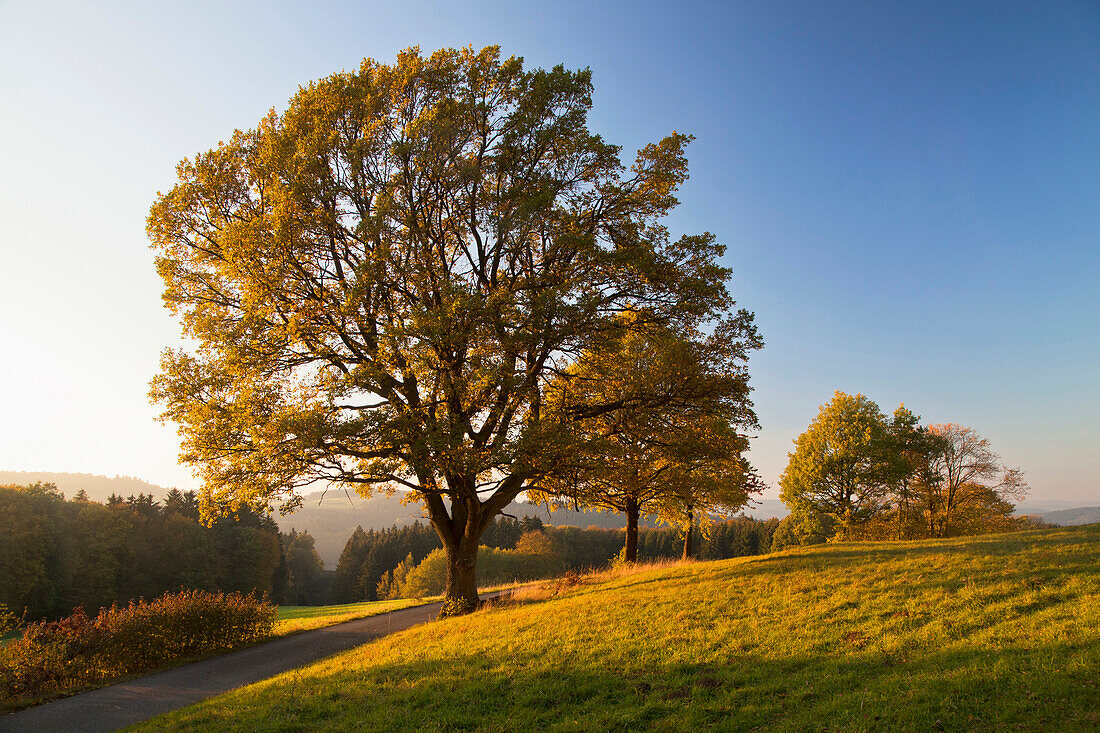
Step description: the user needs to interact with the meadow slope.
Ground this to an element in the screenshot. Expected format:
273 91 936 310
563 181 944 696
133 525 1100 732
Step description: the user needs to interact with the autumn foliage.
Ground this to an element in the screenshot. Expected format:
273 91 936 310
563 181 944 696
779 391 1030 543
148 45 752 610
0 590 275 702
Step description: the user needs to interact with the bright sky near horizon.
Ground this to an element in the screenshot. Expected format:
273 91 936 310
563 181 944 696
1 1 1097 505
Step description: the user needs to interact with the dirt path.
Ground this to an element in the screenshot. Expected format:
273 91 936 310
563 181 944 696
0 599 456 733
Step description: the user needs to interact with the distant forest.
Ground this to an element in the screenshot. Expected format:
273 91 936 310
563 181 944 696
1 481 782 619
330 515 781 605
3 471 1088 569
0 483 293 621
280 490 672 567
3 475 1073 621
0 472 678 566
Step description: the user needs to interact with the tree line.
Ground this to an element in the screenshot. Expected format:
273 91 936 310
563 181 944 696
331 515 781 603
2 478 780 619
0 483 325 620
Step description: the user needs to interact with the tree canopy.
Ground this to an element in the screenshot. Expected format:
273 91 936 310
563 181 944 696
917 423 1028 537
533 319 761 561
779 391 892 531
779 392 1030 542
0 484 286 620
149 46 754 612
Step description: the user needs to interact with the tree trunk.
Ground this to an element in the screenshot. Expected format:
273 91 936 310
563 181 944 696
423 478 487 618
682 504 694 560
896 490 908 541
928 493 936 537
624 496 639 563
441 540 480 617
422 472 526 617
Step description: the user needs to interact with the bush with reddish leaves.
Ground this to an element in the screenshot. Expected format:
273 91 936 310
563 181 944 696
0 590 275 701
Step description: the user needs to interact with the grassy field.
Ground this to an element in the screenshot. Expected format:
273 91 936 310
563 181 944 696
274 599 431 636
132 525 1100 732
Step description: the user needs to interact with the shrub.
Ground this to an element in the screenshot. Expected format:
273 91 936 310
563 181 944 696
0 590 275 701
0 604 21 638
438 597 476 618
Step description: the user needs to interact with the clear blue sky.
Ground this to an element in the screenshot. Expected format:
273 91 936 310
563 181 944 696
1 0 1097 505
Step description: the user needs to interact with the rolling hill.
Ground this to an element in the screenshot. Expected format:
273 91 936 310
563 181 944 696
134 524 1100 732
0 471 175 503
1036 506 1100 527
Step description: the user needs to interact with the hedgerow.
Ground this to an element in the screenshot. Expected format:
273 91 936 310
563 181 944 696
0 590 275 702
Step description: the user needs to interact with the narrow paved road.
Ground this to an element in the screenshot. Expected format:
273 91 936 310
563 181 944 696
0 599 456 733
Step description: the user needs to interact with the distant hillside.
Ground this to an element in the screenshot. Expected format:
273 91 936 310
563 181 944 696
740 498 788 519
0 471 176 503
1038 506 1100 526
136 525 1100 732
1014 498 1097 514
274 491 431 567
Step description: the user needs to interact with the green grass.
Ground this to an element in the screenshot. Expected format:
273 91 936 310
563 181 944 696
132 525 1100 732
274 599 430 636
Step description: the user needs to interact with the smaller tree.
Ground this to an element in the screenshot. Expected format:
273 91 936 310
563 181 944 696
917 424 1028 537
779 391 892 534
332 526 370 602
652 416 762 560
0 602 20 636
879 405 945 539
164 489 201 520
377 553 417 601
770 503 836 551
535 318 760 562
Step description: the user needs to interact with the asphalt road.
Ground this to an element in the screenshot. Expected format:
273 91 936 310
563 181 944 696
0 599 453 733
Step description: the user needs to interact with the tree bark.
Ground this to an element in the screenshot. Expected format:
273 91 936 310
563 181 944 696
682 504 694 560
624 496 639 562
424 478 487 618
441 540 480 616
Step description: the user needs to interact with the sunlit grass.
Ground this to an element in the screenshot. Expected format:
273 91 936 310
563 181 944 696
133 525 1100 732
274 599 431 636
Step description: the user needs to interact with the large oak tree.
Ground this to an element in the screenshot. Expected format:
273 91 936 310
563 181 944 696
149 46 748 613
